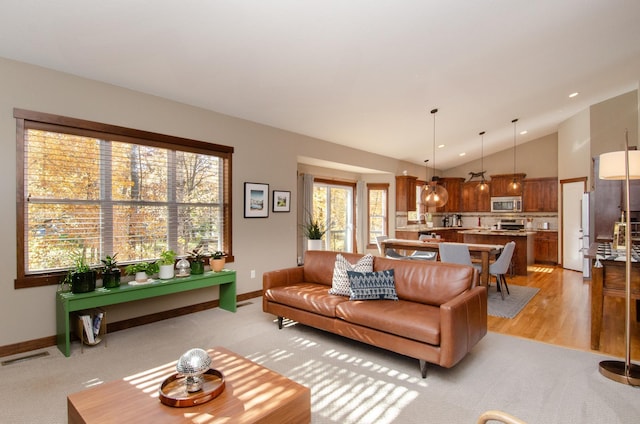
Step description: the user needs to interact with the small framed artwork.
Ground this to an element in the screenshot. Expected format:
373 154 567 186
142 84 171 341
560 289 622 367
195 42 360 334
244 182 269 218
613 222 626 251
272 190 291 212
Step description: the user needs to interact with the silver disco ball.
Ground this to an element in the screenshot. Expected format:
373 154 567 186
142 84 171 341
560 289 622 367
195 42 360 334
176 348 211 392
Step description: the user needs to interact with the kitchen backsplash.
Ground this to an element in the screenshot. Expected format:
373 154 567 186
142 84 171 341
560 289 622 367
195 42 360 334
396 213 558 231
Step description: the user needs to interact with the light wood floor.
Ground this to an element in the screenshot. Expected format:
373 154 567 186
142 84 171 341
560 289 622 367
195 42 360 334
487 264 640 360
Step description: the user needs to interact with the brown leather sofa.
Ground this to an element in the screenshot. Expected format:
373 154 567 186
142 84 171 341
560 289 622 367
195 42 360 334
263 250 487 378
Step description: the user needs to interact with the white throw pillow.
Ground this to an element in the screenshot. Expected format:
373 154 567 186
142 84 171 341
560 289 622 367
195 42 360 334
329 253 374 296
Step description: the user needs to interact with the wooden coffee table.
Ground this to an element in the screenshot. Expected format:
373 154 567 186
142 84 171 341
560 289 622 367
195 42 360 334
67 346 310 423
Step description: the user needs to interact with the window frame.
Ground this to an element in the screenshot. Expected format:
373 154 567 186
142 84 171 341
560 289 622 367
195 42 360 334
14 108 234 289
366 183 389 249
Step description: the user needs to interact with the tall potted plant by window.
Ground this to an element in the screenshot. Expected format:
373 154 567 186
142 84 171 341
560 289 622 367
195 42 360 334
100 253 121 289
158 250 176 280
304 216 329 251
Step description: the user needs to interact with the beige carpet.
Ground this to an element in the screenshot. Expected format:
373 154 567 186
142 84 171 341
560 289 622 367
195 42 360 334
2 299 639 423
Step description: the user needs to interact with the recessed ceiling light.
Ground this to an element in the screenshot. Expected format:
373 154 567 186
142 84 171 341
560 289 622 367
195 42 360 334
459 152 466 157
520 130 528 135
438 144 445 149
569 92 579 98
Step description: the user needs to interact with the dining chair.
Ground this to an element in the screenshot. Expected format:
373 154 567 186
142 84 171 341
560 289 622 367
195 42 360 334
489 241 516 300
410 234 438 261
375 235 412 260
438 243 482 272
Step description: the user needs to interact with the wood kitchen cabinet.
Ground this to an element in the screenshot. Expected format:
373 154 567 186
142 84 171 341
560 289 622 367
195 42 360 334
462 181 491 212
490 173 526 197
523 177 558 212
534 231 558 264
395 175 417 212
436 177 464 213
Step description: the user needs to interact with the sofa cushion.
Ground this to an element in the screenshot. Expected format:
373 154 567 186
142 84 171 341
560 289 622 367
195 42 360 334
336 300 441 345
329 253 374 296
347 269 398 301
373 256 476 306
264 283 348 317
304 250 365 286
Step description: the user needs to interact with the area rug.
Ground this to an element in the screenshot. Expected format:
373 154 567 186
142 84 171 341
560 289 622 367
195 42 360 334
487 283 540 318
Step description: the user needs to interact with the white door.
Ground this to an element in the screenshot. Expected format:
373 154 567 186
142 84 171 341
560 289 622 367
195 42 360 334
562 181 585 272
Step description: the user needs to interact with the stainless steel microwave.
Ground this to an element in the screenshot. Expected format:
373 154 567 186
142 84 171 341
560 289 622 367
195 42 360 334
491 196 522 213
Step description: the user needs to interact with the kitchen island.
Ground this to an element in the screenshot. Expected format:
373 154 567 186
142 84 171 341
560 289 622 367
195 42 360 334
459 229 535 276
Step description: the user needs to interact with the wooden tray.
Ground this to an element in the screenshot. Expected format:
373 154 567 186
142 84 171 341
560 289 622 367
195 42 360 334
159 368 225 407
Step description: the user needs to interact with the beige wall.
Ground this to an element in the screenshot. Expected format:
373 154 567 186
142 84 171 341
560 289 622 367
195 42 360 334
443 133 558 179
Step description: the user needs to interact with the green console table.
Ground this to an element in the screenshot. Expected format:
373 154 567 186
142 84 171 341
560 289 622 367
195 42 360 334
56 270 236 357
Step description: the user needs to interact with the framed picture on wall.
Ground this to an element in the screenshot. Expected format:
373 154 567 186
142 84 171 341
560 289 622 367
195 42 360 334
244 182 269 218
272 190 291 212
613 222 626 251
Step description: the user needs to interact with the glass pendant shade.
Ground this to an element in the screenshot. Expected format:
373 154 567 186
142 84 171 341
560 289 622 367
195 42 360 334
476 130 488 192
422 108 448 208
508 118 520 194
421 181 449 208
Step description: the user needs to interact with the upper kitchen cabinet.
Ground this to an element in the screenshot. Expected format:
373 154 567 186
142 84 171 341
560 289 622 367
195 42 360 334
490 173 527 197
436 177 464 212
523 177 558 212
395 175 417 212
462 181 491 212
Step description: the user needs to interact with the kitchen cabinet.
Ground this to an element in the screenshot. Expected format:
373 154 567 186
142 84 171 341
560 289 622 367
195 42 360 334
462 181 491 212
534 231 558 264
395 175 417 212
395 230 419 240
490 173 526 197
436 177 464 213
523 177 558 212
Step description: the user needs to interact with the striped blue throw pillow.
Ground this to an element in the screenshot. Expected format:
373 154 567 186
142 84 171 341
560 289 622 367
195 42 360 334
347 269 398 301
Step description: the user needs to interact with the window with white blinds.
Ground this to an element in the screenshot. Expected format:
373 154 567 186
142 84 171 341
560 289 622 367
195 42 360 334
14 109 233 288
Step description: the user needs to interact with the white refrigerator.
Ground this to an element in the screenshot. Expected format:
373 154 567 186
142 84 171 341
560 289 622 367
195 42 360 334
581 192 592 278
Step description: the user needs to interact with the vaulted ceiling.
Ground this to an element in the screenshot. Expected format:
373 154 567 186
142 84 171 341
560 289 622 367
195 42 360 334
1 1 639 170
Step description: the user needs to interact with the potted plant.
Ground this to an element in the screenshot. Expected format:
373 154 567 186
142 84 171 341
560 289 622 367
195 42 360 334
124 261 159 283
158 249 176 280
303 215 329 251
210 251 227 272
100 253 121 289
189 248 207 275
63 250 97 294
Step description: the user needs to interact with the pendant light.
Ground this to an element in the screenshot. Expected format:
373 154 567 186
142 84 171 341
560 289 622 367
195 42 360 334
508 118 520 194
421 108 449 208
477 131 488 192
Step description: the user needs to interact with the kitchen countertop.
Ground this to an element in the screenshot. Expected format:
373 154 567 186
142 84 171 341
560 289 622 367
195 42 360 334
397 226 554 233
458 229 537 236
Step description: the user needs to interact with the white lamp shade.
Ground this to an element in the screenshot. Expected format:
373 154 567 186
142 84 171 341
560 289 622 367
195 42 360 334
599 150 640 180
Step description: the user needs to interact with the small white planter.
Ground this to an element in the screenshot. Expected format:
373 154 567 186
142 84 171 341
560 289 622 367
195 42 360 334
307 239 323 251
158 264 174 280
135 271 148 283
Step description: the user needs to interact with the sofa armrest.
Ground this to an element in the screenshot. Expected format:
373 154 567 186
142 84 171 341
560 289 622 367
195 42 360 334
439 286 487 368
263 266 305 291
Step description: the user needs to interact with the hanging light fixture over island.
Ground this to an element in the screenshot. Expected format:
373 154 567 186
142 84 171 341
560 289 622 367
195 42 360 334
421 108 448 208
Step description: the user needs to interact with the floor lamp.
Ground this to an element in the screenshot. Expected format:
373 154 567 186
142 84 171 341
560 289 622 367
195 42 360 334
598 131 640 386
